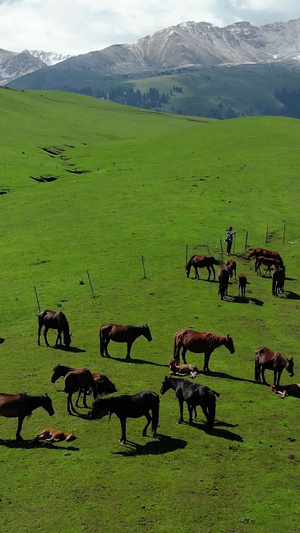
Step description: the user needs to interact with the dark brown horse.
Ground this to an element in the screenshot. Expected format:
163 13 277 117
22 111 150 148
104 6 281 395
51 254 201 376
0 392 54 440
90 391 159 444
51 365 97 415
99 324 152 360
218 265 230 300
272 267 285 296
160 376 219 428
185 255 219 281
226 259 237 280
51 364 116 396
174 329 235 372
255 256 280 276
246 248 284 268
255 346 294 387
38 310 71 348
271 383 300 399
238 274 247 297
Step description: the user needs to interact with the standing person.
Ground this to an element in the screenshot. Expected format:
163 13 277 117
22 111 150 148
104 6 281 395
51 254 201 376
225 226 237 256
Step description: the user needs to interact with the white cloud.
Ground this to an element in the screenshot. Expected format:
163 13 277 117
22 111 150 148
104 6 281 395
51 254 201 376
0 0 299 55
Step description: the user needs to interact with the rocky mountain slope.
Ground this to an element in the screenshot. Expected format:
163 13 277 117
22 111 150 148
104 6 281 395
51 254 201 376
0 49 70 85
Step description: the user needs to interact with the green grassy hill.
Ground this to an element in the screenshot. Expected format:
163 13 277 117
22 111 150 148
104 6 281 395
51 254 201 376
0 87 300 533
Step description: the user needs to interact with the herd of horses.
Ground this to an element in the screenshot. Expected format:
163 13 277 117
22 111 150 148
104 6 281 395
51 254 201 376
0 246 296 444
186 247 286 301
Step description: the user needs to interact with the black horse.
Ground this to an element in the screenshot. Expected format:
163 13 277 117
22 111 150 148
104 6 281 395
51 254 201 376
160 376 219 429
38 310 72 348
90 391 159 444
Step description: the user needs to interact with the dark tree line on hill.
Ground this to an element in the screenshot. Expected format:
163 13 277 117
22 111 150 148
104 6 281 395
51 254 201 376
66 85 169 109
274 88 300 118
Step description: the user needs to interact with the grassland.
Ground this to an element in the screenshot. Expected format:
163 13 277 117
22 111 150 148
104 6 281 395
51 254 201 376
0 87 300 533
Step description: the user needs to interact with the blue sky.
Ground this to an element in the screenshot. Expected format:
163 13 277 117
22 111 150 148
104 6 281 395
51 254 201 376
0 0 299 55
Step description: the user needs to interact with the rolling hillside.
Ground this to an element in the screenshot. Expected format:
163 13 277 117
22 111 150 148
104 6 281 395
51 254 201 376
0 88 300 533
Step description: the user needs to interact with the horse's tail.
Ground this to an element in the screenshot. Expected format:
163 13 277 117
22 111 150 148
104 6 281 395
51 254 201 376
151 394 160 437
206 391 216 428
272 275 277 296
173 332 182 364
99 328 104 356
255 358 260 381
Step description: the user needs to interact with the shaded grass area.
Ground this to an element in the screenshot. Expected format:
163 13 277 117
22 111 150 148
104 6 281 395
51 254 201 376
0 89 299 532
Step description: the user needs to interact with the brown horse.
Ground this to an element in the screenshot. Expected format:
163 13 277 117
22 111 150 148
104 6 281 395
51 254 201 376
271 383 300 399
169 359 199 379
0 392 54 440
246 248 284 268
185 255 219 281
90 391 159 444
34 428 77 442
218 265 230 300
238 274 247 297
255 256 281 276
99 324 152 360
272 267 285 296
38 310 72 348
51 365 97 415
226 259 237 280
51 364 116 396
174 329 235 372
255 347 294 387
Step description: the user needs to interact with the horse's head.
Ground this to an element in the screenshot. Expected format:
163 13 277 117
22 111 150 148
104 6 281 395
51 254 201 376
160 376 171 395
64 332 72 348
225 335 235 354
169 359 176 370
212 257 220 266
65 433 77 442
143 325 152 342
89 398 110 420
51 365 63 383
286 357 294 377
185 263 191 277
270 384 277 393
42 393 54 416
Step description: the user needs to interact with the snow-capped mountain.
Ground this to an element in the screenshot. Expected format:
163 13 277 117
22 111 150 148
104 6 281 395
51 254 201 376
0 48 70 85
3 18 300 88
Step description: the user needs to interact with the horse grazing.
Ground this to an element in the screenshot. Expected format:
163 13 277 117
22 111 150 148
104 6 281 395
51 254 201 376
160 376 219 428
173 329 235 372
90 391 159 444
255 347 294 387
0 392 54 440
272 267 285 296
246 248 284 268
99 323 152 360
185 255 219 281
218 265 230 300
51 365 97 415
226 259 237 280
51 364 116 396
169 358 199 379
255 256 281 276
38 310 71 348
238 274 247 297
271 383 300 399
34 428 77 442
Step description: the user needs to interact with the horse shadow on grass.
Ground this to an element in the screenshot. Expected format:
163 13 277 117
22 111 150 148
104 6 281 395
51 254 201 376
284 291 300 300
106 356 167 368
0 439 79 451
188 421 243 442
196 369 256 385
226 295 264 306
55 345 86 354
113 434 187 456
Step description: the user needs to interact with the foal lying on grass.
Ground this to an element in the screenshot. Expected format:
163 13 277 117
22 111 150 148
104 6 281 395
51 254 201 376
270 383 300 399
34 428 77 442
169 359 199 378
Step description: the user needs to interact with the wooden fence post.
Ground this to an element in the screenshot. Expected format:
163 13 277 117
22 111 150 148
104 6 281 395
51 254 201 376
141 255 147 278
86 270 95 297
244 231 248 250
34 286 41 312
